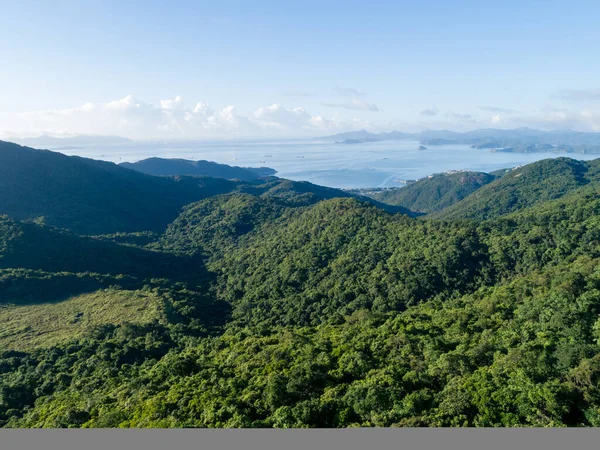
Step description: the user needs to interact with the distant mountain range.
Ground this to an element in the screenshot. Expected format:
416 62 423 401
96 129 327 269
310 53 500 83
320 128 600 153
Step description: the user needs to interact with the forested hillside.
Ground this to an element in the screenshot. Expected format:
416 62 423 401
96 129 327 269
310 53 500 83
433 157 600 220
0 149 599 427
0 141 237 234
0 141 402 235
370 171 497 213
120 157 276 180
371 157 600 219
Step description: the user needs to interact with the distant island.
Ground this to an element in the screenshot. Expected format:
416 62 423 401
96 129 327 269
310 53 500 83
321 127 600 153
327 130 414 145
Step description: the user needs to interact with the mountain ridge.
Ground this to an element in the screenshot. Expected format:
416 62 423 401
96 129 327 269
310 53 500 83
0 141 413 235
320 128 600 152
120 157 276 181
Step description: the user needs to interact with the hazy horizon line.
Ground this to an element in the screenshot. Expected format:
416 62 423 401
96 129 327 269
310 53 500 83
5 125 600 144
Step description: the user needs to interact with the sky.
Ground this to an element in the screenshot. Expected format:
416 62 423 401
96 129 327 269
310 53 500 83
1 0 600 140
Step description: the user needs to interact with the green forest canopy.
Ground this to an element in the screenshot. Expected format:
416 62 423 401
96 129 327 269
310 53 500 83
1 143 600 427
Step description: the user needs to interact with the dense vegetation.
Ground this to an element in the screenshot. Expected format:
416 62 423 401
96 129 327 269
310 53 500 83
434 158 600 220
0 141 237 235
0 141 402 235
1 145 600 427
370 171 497 213
120 157 276 181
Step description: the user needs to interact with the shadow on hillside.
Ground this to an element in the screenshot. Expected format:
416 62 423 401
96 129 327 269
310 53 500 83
1 219 214 285
0 252 233 336
161 286 233 336
0 271 121 305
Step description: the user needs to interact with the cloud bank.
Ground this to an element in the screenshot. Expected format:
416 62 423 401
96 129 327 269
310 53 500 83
4 91 600 140
2 95 376 139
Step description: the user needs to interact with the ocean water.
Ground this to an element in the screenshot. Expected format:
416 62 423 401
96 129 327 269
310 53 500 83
52 138 600 189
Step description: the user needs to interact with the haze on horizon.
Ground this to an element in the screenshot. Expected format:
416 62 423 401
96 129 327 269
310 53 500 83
2 0 600 140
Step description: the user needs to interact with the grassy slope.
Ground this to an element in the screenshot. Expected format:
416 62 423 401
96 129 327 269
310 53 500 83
2 158 600 427
0 289 162 351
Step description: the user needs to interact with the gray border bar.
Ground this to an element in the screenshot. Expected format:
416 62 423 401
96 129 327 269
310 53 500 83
2 428 600 450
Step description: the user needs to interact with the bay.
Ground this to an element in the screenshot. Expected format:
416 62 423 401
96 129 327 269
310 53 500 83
50 138 599 189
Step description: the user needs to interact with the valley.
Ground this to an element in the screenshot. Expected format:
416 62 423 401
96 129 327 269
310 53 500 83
1 141 600 427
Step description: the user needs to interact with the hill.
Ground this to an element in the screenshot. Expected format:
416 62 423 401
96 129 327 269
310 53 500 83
370 171 497 213
434 157 600 220
235 178 413 214
2 155 600 427
0 141 389 235
204 198 491 327
322 129 416 143
120 157 276 181
0 215 196 279
317 129 377 141
3 180 600 427
0 141 243 235
0 215 208 305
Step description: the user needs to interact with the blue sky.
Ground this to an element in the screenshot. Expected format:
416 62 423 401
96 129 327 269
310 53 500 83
1 0 600 139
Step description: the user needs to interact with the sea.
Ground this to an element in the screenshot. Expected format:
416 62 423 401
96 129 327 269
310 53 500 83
50 138 600 190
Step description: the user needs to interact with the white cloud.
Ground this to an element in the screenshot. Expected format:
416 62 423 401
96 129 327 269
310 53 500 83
252 104 372 134
8 93 600 140
254 104 313 129
10 95 238 138
183 102 256 135
105 95 150 111
160 95 185 111
3 94 376 139
216 105 255 131
79 102 97 112
192 102 212 115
